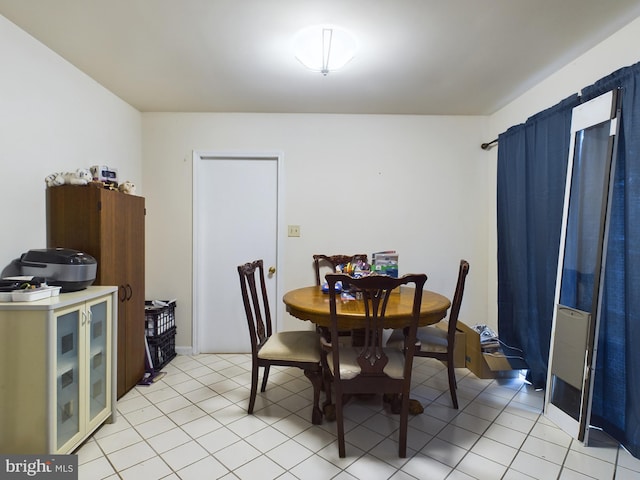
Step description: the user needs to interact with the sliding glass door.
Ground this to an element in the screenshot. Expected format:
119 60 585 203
545 89 619 442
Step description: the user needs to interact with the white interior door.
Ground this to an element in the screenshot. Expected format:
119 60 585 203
193 152 281 353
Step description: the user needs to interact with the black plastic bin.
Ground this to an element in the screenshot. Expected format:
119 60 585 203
145 300 176 336
147 326 177 370
145 300 177 369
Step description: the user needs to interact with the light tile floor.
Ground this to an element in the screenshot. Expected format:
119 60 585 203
77 354 640 479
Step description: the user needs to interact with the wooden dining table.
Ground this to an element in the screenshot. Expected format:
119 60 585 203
283 285 451 330
283 285 452 419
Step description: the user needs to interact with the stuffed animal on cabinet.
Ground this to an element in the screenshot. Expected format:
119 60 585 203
118 180 136 195
44 172 65 187
44 168 92 187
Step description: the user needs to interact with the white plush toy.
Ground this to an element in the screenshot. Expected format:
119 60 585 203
45 168 92 187
118 180 136 195
62 169 92 185
45 172 64 187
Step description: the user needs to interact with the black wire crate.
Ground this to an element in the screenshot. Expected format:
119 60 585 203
146 326 177 370
145 300 176 336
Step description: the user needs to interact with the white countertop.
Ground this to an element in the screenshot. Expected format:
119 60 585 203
0 285 118 311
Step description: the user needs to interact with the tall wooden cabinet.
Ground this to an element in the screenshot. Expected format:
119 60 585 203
47 184 145 398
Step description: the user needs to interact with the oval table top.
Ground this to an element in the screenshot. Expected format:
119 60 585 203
283 285 451 330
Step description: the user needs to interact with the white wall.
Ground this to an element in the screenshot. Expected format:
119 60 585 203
142 113 490 349
484 16 640 325
0 15 142 266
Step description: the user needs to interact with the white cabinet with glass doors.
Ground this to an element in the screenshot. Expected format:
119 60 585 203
0 286 118 454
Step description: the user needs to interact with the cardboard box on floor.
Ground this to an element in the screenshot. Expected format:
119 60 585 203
457 320 520 379
433 320 466 368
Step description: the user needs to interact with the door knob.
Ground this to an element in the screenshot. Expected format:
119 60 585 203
268 266 276 275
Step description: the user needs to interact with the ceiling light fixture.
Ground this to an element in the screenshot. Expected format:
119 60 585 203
293 25 357 76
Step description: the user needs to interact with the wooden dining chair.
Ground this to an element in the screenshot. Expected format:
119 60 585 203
387 259 470 409
237 259 323 425
312 254 368 286
323 272 427 458
313 254 369 343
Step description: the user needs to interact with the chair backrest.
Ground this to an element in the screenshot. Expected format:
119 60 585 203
446 260 470 337
237 259 272 355
325 272 427 379
313 254 368 285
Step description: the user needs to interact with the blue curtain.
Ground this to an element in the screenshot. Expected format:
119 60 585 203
497 61 640 457
580 63 640 458
497 94 579 389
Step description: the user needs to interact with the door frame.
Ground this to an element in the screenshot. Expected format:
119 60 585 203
191 150 285 355
544 90 619 442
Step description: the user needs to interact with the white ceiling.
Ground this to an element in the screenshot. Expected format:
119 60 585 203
2 0 640 115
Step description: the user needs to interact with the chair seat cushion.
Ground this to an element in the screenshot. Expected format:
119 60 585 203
258 330 321 363
387 326 449 353
327 347 406 379
386 328 407 349
416 326 449 353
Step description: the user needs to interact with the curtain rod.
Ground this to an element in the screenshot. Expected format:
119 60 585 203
481 138 498 150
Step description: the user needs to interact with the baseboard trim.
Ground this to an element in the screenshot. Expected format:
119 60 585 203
175 346 193 356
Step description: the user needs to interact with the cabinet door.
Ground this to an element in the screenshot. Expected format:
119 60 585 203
56 307 83 452
122 193 146 394
98 189 145 397
46 185 104 261
87 297 112 430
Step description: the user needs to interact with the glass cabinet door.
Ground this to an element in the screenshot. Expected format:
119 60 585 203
56 309 81 450
88 299 109 423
